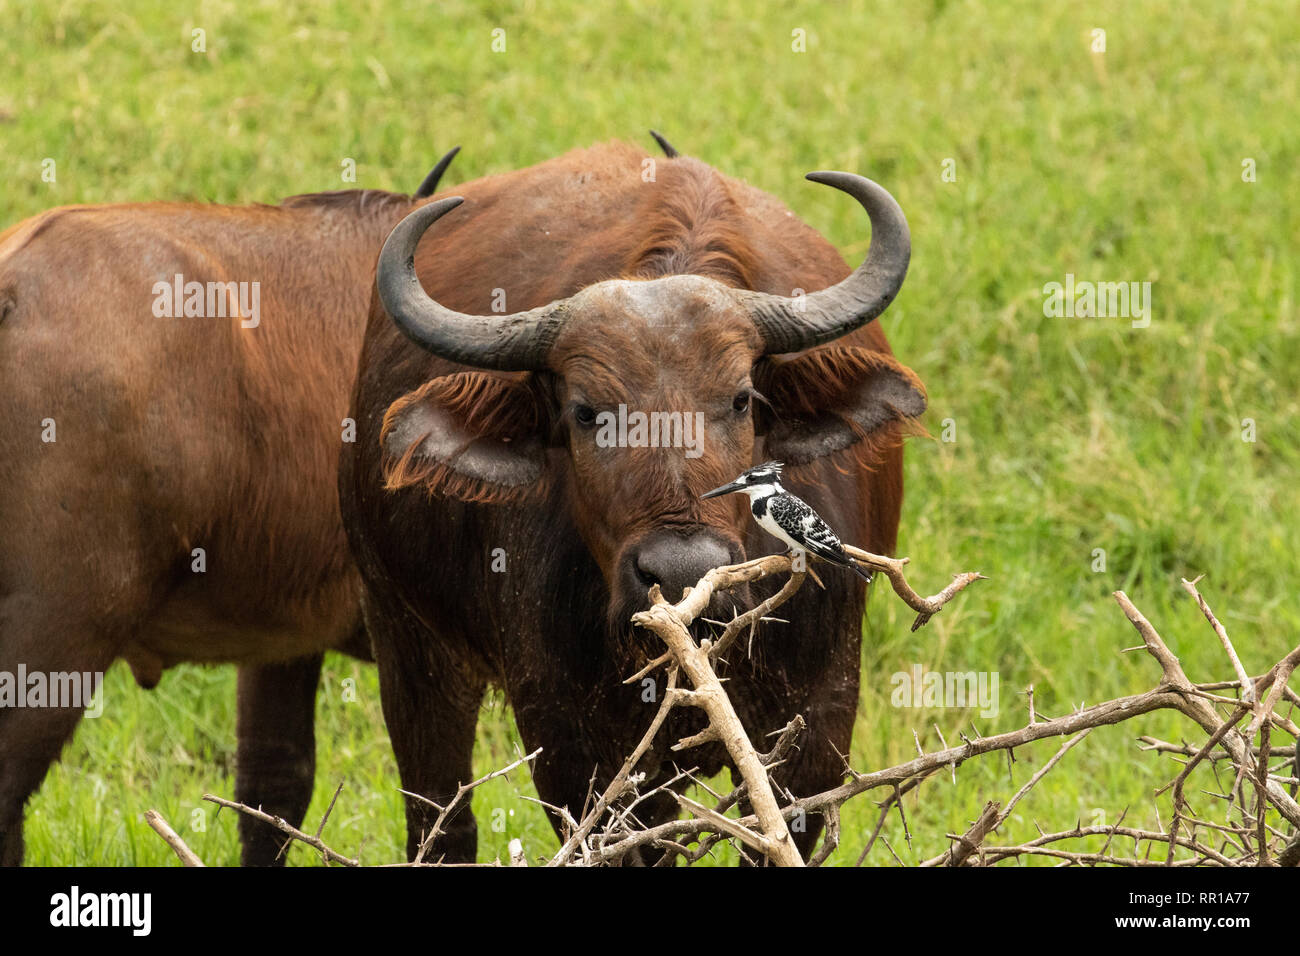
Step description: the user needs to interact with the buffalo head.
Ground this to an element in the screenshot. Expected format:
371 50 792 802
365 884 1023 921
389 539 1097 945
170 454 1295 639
375 171 926 628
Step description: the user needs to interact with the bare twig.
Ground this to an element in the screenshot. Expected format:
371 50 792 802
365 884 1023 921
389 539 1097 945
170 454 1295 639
842 545 984 630
202 794 358 866
407 748 542 865
550 669 680 866
1182 577 1254 704
144 809 205 867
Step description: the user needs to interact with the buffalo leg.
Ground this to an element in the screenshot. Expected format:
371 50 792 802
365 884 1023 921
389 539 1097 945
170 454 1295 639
0 705 90 867
784 673 861 863
367 597 485 863
511 691 684 866
0 594 119 867
234 654 323 866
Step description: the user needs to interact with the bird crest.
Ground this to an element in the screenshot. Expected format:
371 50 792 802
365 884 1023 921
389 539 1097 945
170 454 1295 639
745 460 784 480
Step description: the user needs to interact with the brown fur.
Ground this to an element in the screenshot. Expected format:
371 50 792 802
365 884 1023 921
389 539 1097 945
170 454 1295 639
381 372 546 504
0 186 418 866
755 344 929 476
340 141 929 864
626 159 762 288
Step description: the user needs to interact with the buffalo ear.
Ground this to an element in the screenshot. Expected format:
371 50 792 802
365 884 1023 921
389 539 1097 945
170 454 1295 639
381 372 546 502
753 346 926 466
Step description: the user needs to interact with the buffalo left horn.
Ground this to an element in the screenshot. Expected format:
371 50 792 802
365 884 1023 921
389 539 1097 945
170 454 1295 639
739 171 910 355
376 196 569 371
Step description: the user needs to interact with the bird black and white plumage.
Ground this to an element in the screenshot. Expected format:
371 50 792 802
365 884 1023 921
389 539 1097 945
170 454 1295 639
701 461 873 583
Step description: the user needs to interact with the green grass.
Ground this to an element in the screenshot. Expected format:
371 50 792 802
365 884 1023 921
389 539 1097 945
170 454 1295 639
5 0 1296 865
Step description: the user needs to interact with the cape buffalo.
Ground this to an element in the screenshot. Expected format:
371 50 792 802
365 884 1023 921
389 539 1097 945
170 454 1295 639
0 152 459 866
340 141 926 863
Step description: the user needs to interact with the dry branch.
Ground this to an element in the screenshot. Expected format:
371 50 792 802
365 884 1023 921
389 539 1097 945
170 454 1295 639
202 793 358 866
633 564 806 866
611 546 985 866
144 809 205 867
152 547 1296 868
586 580 1298 868
1182 576 1253 703
842 544 985 630
405 748 541 864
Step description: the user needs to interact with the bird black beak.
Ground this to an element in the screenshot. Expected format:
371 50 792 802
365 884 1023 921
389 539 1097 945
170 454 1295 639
700 480 745 500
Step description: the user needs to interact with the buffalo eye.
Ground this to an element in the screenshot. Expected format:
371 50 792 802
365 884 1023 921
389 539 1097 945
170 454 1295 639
732 390 751 414
574 404 597 428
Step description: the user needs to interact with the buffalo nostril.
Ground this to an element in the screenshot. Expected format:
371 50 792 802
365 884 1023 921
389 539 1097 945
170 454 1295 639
632 533 735 601
634 560 660 589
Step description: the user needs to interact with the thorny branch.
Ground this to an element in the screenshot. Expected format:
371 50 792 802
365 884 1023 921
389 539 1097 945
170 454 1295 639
153 551 1296 867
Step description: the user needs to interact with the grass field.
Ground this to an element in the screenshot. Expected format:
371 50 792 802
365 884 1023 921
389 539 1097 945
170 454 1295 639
4 0 1297 865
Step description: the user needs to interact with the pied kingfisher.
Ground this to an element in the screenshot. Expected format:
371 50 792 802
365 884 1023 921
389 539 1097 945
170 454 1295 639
701 461 873 583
